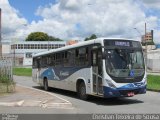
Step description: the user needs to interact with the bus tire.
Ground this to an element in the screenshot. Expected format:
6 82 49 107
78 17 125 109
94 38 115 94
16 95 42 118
43 78 49 91
78 82 88 100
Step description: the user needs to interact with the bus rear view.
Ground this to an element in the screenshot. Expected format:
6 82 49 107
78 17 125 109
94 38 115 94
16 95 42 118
103 39 146 98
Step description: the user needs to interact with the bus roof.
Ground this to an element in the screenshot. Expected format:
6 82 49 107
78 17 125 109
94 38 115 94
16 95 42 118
32 38 138 58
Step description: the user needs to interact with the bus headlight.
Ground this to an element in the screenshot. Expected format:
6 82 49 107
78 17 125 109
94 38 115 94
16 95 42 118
105 79 116 88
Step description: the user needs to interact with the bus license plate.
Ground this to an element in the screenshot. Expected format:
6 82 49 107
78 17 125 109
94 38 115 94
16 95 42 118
127 92 135 97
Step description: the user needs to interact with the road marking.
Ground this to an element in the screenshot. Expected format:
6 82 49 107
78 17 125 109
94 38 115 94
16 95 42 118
17 84 72 104
0 100 24 107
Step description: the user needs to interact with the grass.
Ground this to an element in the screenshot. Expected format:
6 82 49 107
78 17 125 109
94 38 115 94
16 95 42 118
13 67 32 77
147 75 160 91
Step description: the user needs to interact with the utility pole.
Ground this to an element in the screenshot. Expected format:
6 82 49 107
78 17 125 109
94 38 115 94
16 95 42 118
145 22 147 70
48 39 49 51
14 44 16 66
0 8 2 57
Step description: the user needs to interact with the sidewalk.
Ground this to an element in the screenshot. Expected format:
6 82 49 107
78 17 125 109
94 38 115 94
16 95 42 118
147 70 160 76
0 85 72 109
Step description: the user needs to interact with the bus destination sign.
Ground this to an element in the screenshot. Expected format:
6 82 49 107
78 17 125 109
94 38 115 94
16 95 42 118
115 41 130 47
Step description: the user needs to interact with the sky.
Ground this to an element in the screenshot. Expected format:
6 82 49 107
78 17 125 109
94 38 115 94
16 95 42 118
0 0 160 43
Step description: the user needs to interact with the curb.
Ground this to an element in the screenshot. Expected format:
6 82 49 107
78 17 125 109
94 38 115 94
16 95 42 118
147 89 160 92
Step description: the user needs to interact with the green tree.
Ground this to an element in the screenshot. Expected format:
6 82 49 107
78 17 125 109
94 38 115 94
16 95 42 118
26 32 49 41
48 36 63 41
26 32 64 41
141 41 155 46
84 34 97 41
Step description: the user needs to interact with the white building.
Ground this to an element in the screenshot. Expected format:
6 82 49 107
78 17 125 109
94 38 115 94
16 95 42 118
2 41 66 66
147 49 160 72
2 41 11 56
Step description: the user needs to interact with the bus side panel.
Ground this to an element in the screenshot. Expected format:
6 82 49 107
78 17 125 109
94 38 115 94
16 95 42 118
32 68 47 86
38 67 92 94
68 67 92 94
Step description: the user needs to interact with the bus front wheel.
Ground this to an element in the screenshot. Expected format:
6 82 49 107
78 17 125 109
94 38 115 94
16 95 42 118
78 82 88 100
43 78 49 91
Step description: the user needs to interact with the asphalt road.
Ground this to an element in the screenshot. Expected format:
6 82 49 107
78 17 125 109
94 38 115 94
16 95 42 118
9 76 160 114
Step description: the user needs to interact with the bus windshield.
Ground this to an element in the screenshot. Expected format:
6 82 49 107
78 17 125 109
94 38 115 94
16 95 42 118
104 40 145 78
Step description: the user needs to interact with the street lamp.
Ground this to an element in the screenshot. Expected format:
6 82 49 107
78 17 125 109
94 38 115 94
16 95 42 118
134 26 147 71
13 23 28 66
0 8 2 57
134 28 142 37
48 39 49 51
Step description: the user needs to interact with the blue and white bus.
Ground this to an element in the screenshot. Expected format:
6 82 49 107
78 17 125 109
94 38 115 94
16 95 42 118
32 38 147 100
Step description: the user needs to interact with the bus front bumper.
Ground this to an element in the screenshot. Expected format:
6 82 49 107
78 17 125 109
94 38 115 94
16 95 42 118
103 85 146 98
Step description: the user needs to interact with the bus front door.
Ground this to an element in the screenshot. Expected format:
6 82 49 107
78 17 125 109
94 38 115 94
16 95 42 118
92 50 103 95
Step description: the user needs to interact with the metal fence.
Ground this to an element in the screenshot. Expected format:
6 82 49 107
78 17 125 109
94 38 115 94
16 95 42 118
0 57 13 80
0 57 14 93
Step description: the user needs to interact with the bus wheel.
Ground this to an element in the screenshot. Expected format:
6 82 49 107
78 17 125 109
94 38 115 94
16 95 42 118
78 82 88 100
43 78 49 91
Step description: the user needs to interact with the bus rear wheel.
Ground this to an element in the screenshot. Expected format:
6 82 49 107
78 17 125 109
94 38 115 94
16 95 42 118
78 82 88 100
43 78 49 91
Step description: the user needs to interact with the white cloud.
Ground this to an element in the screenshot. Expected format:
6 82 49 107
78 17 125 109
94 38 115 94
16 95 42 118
1 0 160 43
0 0 27 41
141 0 160 9
34 0 151 40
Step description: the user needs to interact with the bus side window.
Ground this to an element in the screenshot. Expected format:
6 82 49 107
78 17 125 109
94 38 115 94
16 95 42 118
55 53 61 66
85 47 89 65
64 51 68 67
75 49 79 66
42 56 48 67
47 55 52 66
67 50 75 67
70 50 75 66
33 58 37 68
75 47 88 66
37 59 40 68
52 54 56 66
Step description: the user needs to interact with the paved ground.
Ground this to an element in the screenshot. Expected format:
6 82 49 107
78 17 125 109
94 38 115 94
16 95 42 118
0 75 160 115
0 85 72 109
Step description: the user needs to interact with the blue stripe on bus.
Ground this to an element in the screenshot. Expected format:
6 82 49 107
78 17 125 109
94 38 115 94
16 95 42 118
117 82 144 89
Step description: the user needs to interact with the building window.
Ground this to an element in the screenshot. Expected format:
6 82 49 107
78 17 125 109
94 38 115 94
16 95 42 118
38 44 40 49
31 44 34 49
35 44 38 49
18 44 20 49
26 52 32 58
55 44 58 48
48 44 51 49
24 44 27 49
20 44 23 49
44 44 47 49
27 44 30 49
41 44 44 49
11 45 15 49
